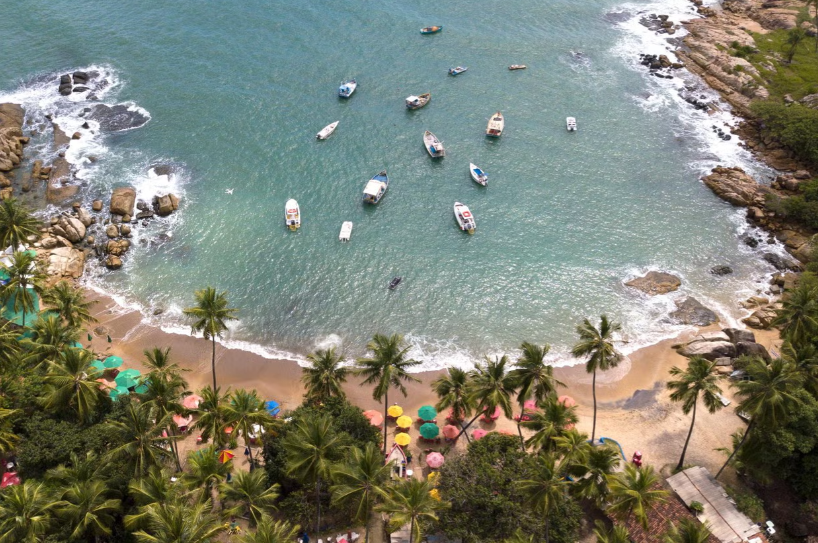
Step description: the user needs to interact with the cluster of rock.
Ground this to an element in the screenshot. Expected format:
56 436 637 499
0 104 30 195
709 124 732 141
58 71 91 96
674 328 771 370
624 271 719 326
640 13 681 34
638 53 684 80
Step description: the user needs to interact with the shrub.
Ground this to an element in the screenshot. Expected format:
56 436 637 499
752 101 818 166
690 500 704 513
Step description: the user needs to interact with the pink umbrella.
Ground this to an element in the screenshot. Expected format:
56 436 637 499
426 452 445 468
1 472 20 488
363 410 384 427
473 428 488 440
485 406 501 420
173 414 193 428
182 394 203 409
442 424 460 439
558 395 577 408
523 400 537 411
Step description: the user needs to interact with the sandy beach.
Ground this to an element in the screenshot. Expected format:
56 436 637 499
84 288 781 475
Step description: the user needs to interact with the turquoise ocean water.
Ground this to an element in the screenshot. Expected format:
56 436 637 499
0 0 782 368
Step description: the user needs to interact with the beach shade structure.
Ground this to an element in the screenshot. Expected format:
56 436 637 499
224 426 234 435
523 399 538 411
418 405 437 421
265 400 280 417
134 383 149 394
1 472 20 488
118 368 141 379
473 428 488 440
426 452 445 469
363 410 384 427
442 424 460 440
394 432 411 447
115 375 139 389
396 415 413 429
420 423 440 439
183 394 203 410
103 356 123 369
387 405 403 418
90 360 106 373
173 414 194 428
486 405 502 420
71 341 83 349
557 395 577 408
218 450 235 464
109 386 130 401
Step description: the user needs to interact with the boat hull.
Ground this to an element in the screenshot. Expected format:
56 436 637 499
339 80 357 98
406 93 431 110
453 202 476 234
423 131 445 158
363 171 389 204
285 199 300 231
486 112 504 137
420 26 442 34
316 121 339 140
469 163 488 186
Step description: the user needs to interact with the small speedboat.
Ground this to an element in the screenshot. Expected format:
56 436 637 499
339 79 357 98
454 202 476 234
285 199 300 231
423 130 445 158
509 65 527 70
566 117 577 131
316 121 339 140
469 163 487 186
486 111 504 137
420 26 442 34
389 277 402 290
449 66 468 76
363 170 389 204
406 93 431 110
339 221 353 242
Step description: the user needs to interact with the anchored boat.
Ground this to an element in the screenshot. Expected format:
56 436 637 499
508 65 527 70
448 66 468 76
454 202 476 234
406 93 431 110
363 170 389 204
566 117 577 131
285 199 300 231
486 111 504 137
469 163 488 186
420 26 442 34
339 221 353 242
423 130 445 158
339 79 357 98
316 121 339 140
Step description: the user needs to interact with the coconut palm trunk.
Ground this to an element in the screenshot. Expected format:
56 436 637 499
211 336 217 391
382 393 389 456
591 369 597 444
454 411 483 441
167 424 182 472
315 479 322 535
716 419 754 479
676 400 697 472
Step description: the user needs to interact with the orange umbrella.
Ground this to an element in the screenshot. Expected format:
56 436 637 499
363 410 384 426
396 415 413 429
387 405 403 418
395 432 411 446
224 426 234 434
218 450 234 464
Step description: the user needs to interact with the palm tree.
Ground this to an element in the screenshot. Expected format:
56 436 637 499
0 481 57 543
41 281 98 329
570 444 621 505
193 386 231 447
432 367 474 427
0 198 40 250
663 518 712 543
571 315 622 443
220 469 280 527
55 479 121 541
377 478 448 543
455 355 517 440
330 442 392 543
143 346 187 379
132 501 225 543
45 451 106 487
183 287 238 390
41 347 105 422
238 515 300 543
781 340 818 395
522 396 579 452
716 357 803 478
125 467 186 531
518 454 570 543
0 321 21 370
772 282 818 347
667 356 724 471
22 314 81 364
511 342 564 450
503 529 536 543
606 464 667 530
183 445 232 503
141 369 190 472
303 347 348 402
0 250 46 328
593 520 630 543
284 413 343 534
106 402 176 477
553 429 591 470
0 408 19 456
224 388 276 466
356 333 421 454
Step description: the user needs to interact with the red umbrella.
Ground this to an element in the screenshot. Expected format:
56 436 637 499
558 395 576 408
442 424 460 439
218 450 235 464
426 452 445 468
1 472 20 488
182 394 203 409
473 429 488 440
363 410 384 427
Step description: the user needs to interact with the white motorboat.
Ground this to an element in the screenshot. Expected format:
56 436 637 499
469 163 487 186
316 121 339 140
339 79 357 98
508 64 527 70
285 199 300 231
423 131 445 158
363 170 389 204
566 117 577 131
405 93 431 110
448 66 468 76
454 202 476 234
339 221 353 241
486 111 504 137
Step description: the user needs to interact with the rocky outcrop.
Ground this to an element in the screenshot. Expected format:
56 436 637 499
723 327 756 344
87 104 150 132
702 167 766 207
0 103 27 172
110 187 136 216
710 265 733 276
669 297 719 325
46 157 77 203
677 338 737 360
735 340 772 361
153 193 180 216
624 271 681 295
52 216 86 243
47 247 86 279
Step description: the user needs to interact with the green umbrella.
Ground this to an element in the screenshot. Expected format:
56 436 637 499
109 386 130 400
103 356 123 368
420 423 439 439
71 341 83 349
134 383 149 394
116 376 138 389
418 405 437 421
90 360 105 373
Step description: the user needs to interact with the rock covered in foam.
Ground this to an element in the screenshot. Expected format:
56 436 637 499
87 104 149 132
669 297 718 326
624 271 681 295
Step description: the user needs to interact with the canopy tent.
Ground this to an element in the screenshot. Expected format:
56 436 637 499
394 432 411 447
418 405 437 421
265 400 280 416
426 452 444 469
218 450 234 464
557 395 577 408
387 405 403 418
103 356 123 368
419 423 439 439
442 424 460 439
363 410 383 427
396 415 412 429
173 414 194 428
183 394 203 410
472 429 488 440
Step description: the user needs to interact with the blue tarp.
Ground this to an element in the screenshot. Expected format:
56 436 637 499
265 400 280 416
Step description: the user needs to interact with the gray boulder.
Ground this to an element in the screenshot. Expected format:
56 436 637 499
715 357 733 366
710 265 733 276
723 328 756 344
678 340 737 360
669 297 718 326
110 187 136 216
735 341 772 362
58 216 86 243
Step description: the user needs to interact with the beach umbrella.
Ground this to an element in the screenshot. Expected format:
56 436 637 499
183 394 203 410
103 356 123 369
118 368 141 379
218 450 234 464
363 410 383 427
90 360 105 373
473 429 488 440
484 406 502 420
265 400 280 416
426 452 444 469
71 341 83 349
109 386 130 400
523 400 538 411
224 426 234 435
396 415 412 429
442 425 460 439
1 472 20 488
557 395 576 408
418 405 437 421
419 423 439 439
387 405 403 418
134 383 149 394
394 432 411 447
173 414 194 428
116 376 138 389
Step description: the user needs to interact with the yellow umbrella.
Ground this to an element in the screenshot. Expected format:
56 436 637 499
395 432 411 446
396 415 413 428
387 405 403 417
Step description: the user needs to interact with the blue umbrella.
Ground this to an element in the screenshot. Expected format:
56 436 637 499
265 401 280 416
